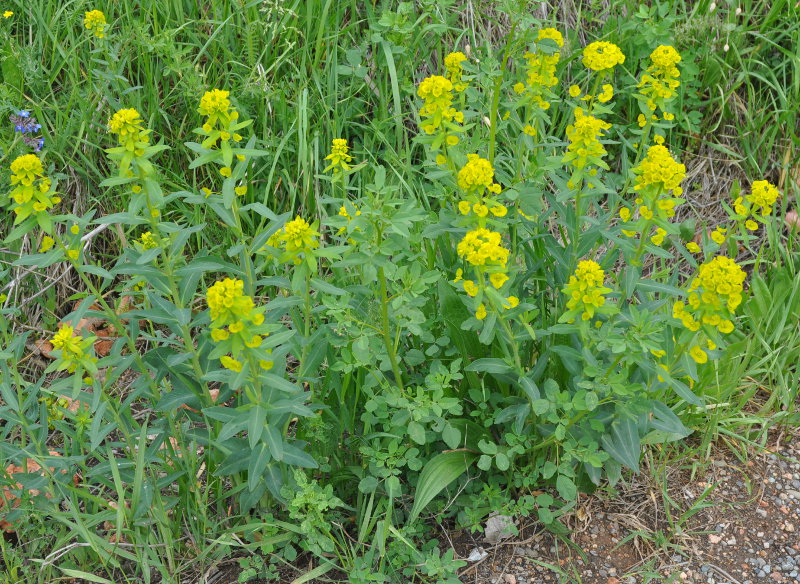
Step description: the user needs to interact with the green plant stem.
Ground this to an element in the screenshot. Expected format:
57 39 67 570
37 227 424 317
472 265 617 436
488 22 518 164
378 266 404 391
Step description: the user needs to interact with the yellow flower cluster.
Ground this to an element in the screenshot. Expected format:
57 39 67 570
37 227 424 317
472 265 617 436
622 145 686 238
198 89 243 149
582 41 625 72
138 232 158 250
417 75 464 145
746 180 779 216
457 228 509 268
729 180 780 232
453 228 515 319
444 52 468 92
563 107 612 172
638 45 681 115
633 145 685 197
455 155 508 223
562 260 613 322
266 216 320 264
457 154 501 196
83 10 107 38
673 255 745 341
324 139 353 174
51 325 97 377
6 154 59 222
206 278 272 372
108 108 150 153
515 28 565 110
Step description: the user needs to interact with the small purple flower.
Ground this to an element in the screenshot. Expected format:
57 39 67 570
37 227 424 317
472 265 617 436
10 110 45 151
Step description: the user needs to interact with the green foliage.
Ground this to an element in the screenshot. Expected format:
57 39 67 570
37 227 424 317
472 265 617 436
0 1 797 583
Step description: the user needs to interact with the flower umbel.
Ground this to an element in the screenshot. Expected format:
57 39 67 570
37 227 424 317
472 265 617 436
673 256 746 339
562 261 614 322
108 108 150 152
417 75 464 146
83 10 107 38
444 52 468 92
633 145 686 196
324 139 353 174
51 325 97 376
747 180 779 216
517 28 565 110
638 45 681 115
4 154 59 223
563 107 612 172
582 41 625 72
457 228 509 268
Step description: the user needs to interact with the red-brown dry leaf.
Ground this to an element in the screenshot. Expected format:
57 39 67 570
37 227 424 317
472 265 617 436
178 388 221 413
34 339 55 359
0 451 76 533
785 209 799 231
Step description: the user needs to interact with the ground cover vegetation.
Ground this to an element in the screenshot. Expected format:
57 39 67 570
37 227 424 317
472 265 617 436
0 0 798 582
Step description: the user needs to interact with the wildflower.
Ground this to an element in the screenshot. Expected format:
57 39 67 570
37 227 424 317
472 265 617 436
597 84 614 103
504 296 520 309
444 51 468 91
538 28 564 47
108 108 149 152
633 145 685 196
197 89 243 149
582 41 625 72
457 154 501 196
563 107 612 171
5 154 58 222
523 125 536 136
651 227 667 246
458 200 471 215
687 242 701 253
235 185 248 196
473 203 488 217
417 75 463 140
3 11 13 18
280 216 320 255
490 204 507 217
138 232 158 250
40 236 54 252
457 228 509 268
436 154 447 165
732 196 747 216
462 280 479 297
518 28 565 110
638 45 681 114
747 180 779 216
220 166 232 178
569 85 581 98
207 278 257 329
324 139 353 174
489 272 509 289
51 325 96 375
675 256 746 337
562 260 613 322
83 10 107 38
198 89 232 123
475 304 487 320
220 356 243 372
689 345 708 364
9 111 45 151
710 227 726 245
619 207 631 222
